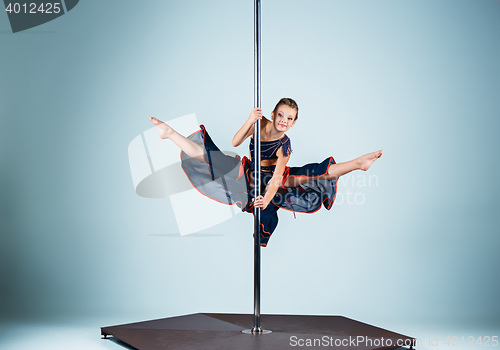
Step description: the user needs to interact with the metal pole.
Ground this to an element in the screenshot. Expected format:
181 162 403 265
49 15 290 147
242 0 270 335
252 0 262 334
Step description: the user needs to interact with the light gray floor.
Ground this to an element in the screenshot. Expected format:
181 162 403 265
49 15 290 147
0 322 118 350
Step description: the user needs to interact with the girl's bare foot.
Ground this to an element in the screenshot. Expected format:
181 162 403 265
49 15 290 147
359 150 383 171
149 117 173 139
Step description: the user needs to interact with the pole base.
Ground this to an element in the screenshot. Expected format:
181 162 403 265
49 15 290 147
242 328 272 334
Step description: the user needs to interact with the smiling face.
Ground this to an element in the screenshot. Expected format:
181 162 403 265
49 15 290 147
272 104 297 132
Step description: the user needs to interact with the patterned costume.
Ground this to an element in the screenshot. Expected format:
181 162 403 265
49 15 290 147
181 125 338 246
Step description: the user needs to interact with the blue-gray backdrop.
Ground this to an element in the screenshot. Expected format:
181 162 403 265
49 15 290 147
1 0 499 330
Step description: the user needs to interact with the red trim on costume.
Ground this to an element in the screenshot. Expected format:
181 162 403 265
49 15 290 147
323 157 338 210
237 156 249 180
260 223 271 238
281 166 291 188
250 212 272 237
252 232 269 247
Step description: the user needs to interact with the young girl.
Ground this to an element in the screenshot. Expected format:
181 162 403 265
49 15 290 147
150 98 383 246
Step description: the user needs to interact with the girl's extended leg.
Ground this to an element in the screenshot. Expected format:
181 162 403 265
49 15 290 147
284 150 383 187
327 149 383 178
149 117 205 161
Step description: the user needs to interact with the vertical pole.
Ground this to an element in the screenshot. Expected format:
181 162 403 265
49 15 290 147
252 0 262 334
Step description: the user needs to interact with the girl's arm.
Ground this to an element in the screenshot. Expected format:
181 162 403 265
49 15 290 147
232 108 267 147
254 147 290 210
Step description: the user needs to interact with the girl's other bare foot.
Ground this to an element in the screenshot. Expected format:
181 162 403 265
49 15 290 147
359 150 383 171
149 117 173 139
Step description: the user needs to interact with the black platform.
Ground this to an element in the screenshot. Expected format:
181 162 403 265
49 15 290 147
101 313 415 350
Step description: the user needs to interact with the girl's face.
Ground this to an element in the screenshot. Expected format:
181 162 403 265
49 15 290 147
272 105 297 132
